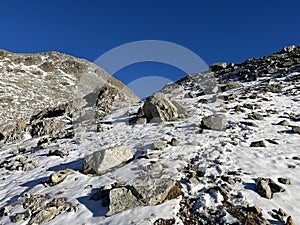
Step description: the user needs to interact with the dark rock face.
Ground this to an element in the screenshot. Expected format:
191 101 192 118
250 141 266 147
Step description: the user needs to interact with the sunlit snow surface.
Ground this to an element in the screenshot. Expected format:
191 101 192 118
0 72 299 224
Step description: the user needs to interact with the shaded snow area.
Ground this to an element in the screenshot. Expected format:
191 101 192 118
0 47 300 225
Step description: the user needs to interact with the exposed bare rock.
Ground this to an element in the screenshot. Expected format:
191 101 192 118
106 180 182 216
142 92 179 123
201 114 227 131
48 169 74 186
152 141 168 150
256 179 272 199
250 140 266 147
82 146 134 175
209 62 227 72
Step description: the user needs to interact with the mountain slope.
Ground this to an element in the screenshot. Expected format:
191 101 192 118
0 46 299 225
0 50 140 143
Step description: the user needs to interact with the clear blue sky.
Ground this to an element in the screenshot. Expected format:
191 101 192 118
1 0 299 87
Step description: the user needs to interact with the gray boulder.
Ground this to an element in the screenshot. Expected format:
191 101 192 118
83 146 134 175
142 92 179 123
106 180 182 216
201 114 227 131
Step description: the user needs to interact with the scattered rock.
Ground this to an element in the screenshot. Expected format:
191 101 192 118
250 140 266 147
169 138 180 146
256 178 285 199
96 123 111 132
106 180 182 216
220 81 243 92
201 114 227 131
154 218 175 225
247 112 264 120
11 211 31 223
82 146 134 175
48 169 74 186
286 216 295 225
277 120 290 126
184 92 197 98
282 45 296 53
256 178 272 199
209 62 227 72
278 178 291 185
240 121 258 127
291 126 300 134
49 149 69 158
142 92 179 123
152 141 168 150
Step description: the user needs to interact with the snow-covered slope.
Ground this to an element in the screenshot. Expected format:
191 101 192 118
0 46 299 225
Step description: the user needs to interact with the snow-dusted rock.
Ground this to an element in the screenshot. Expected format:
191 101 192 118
82 146 134 175
201 114 227 131
142 92 179 123
106 180 182 216
48 169 74 186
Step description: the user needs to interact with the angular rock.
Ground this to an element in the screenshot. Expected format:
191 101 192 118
220 81 243 92
107 180 182 216
49 149 69 158
142 92 179 123
286 216 295 225
256 178 272 199
83 146 134 175
152 141 168 150
106 187 144 216
277 120 290 126
48 169 74 186
291 126 300 134
278 178 291 185
250 140 266 147
169 138 180 146
201 114 227 131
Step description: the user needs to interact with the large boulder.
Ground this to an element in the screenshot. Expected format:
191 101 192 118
142 92 179 123
82 146 134 175
106 180 182 216
201 114 227 131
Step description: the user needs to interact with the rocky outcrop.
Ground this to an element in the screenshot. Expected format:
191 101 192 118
0 50 139 143
141 92 179 123
82 146 134 175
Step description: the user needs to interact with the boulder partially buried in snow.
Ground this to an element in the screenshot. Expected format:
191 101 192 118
142 92 179 123
82 146 134 175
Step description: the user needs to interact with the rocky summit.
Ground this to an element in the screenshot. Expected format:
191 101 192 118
0 46 300 225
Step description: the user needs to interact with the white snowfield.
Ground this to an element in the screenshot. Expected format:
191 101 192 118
0 50 300 224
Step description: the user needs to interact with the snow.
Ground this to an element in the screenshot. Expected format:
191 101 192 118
0 67 300 224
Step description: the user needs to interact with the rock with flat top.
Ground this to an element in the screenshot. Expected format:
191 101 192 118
83 146 134 175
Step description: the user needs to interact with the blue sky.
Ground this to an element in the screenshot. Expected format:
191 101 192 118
0 0 299 95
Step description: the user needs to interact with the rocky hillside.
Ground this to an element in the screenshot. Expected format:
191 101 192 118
0 46 299 225
0 50 140 143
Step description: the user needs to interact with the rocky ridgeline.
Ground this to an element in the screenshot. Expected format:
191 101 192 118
0 50 140 143
1 46 300 225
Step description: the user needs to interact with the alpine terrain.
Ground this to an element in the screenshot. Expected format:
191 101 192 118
0 46 299 225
